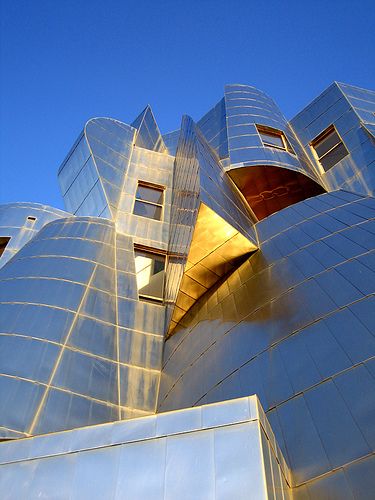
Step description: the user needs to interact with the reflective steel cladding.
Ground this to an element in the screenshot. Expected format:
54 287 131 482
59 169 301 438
1 83 375 499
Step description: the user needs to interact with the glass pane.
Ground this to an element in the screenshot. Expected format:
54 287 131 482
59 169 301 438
284 136 295 154
133 201 162 220
0 237 11 257
320 143 348 171
260 132 284 149
134 250 165 300
314 129 340 158
136 184 163 204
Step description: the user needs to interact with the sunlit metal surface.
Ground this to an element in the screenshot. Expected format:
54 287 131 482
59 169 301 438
131 105 167 153
0 203 70 269
1 81 375 497
171 203 255 330
159 190 375 494
165 115 257 334
291 82 375 196
0 396 292 500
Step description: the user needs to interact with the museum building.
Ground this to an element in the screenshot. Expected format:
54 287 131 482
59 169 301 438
0 82 375 498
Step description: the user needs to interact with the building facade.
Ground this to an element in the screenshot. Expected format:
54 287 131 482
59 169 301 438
0 82 375 498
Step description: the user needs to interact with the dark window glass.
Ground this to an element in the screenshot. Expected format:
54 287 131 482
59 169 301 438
259 131 284 149
133 182 164 221
0 237 11 258
133 201 162 220
256 125 295 154
320 143 349 171
134 248 166 302
136 185 163 205
311 126 349 172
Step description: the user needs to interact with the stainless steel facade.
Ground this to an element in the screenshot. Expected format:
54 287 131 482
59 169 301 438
0 396 292 500
0 81 374 498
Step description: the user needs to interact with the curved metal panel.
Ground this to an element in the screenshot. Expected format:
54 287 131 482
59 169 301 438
159 190 375 489
0 202 70 268
0 216 120 436
224 84 321 181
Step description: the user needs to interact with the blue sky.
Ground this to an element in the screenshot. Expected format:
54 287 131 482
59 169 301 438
1 0 374 210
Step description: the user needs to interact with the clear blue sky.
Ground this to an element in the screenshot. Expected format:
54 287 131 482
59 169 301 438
1 0 374 210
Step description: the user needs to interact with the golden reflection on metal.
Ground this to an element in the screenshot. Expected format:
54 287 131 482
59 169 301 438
169 203 257 335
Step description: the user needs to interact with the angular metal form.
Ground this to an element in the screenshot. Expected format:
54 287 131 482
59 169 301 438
165 115 258 334
1 81 375 498
0 396 292 499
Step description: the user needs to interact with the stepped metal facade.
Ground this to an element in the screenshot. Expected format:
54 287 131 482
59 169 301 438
0 82 375 499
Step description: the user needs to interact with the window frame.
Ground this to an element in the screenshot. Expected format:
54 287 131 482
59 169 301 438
256 124 295 154
133 181 165 222
310 124 349 172
133 244 167 304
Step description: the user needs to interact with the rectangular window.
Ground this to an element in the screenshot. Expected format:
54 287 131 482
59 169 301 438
311 125 349 172
0 237 11 258
133 181 164 221
134 246 166 302
256 125 295 153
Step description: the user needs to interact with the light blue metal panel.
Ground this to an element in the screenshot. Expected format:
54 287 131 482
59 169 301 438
0 216 122 436
163 129 180 156
197 97 228 160
159 190 375 492
0 377 45 434
304 379 371 468
277 395 331 484
290 82 375 196
131 105 166 153
334 365 375 450
224 84 319 181
85 117 135 215
0 336 59 383
71 446 121 500
344 454 375 498
33 388 119 435
115 438 167 499
214 422 266 500
0 203 69 268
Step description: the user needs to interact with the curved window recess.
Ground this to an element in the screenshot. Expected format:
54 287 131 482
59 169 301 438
133 181 164 221
228 166 325 221
134 245 166 303
256 124 295 154
311 125 349 172
0 237 11 258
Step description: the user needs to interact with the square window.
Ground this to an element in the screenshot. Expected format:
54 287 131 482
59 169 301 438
311 125 349 172
256 124 295 154
134 246 166 302
133 182 164 221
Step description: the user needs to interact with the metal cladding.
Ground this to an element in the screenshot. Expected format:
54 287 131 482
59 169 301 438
1 82 375 498
0 202 70 269
0 397 292 499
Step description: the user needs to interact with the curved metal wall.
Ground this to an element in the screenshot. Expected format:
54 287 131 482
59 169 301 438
0 216 120 437
58 118 136 219
158 190 375 492
224 84 320 181
0 203 69 269
195 85 327 221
